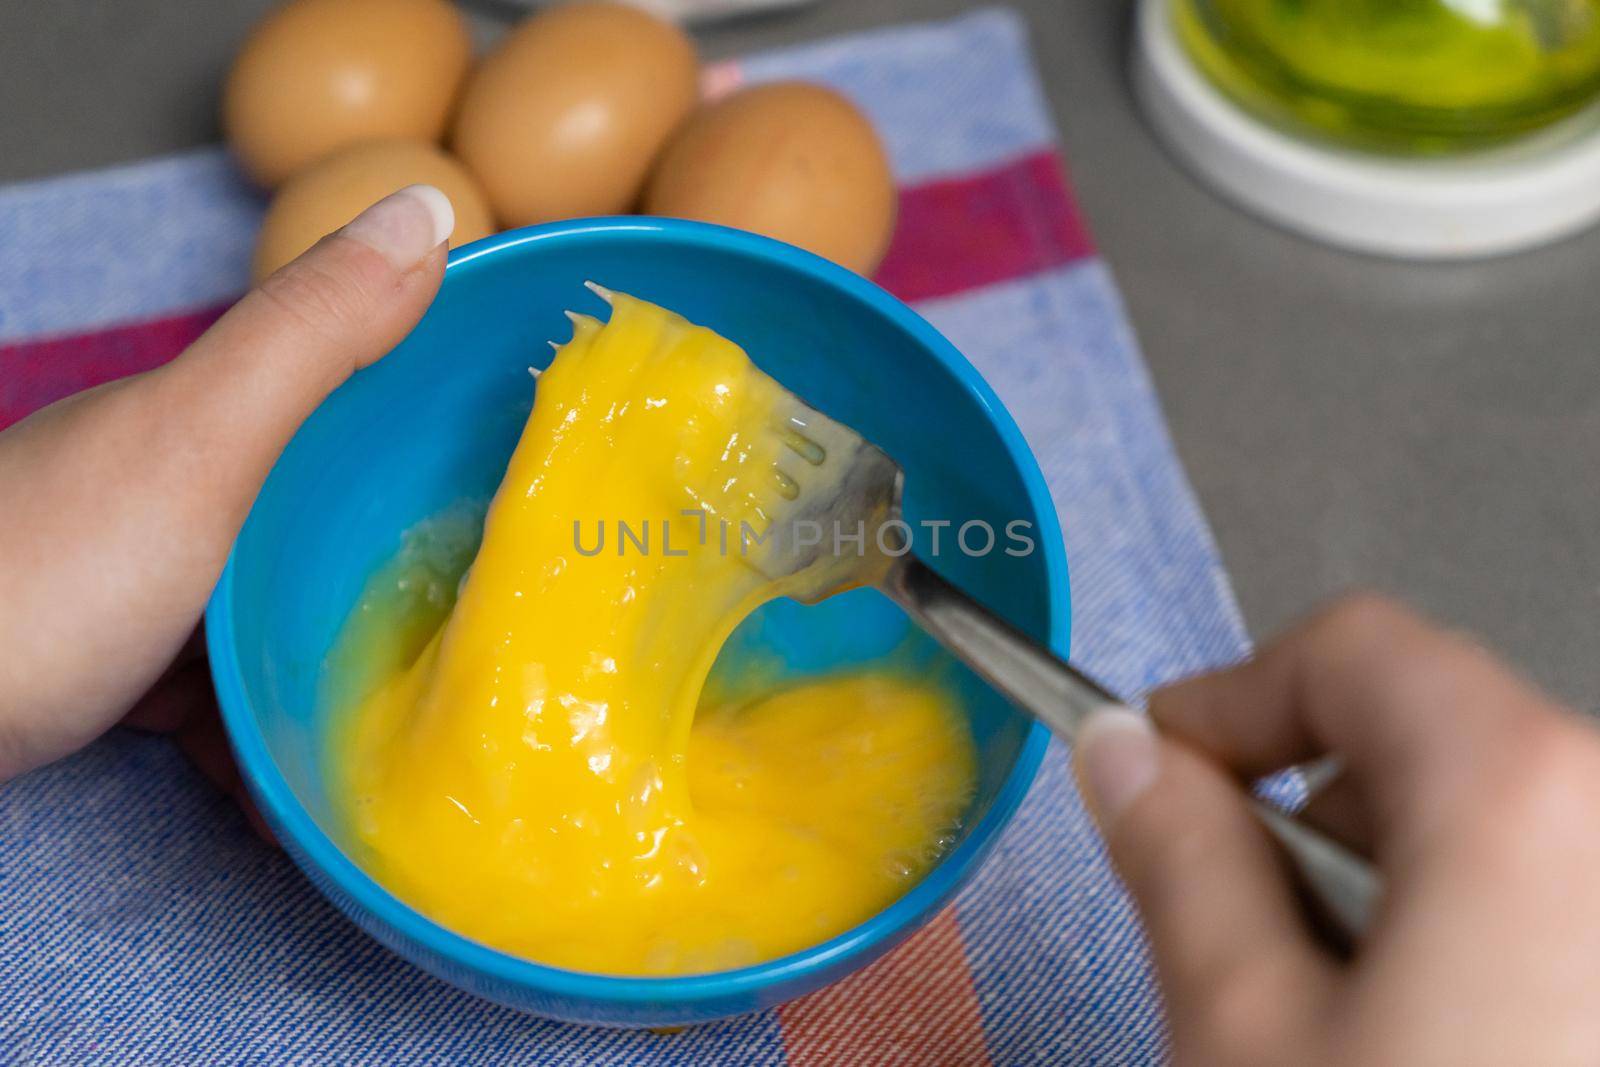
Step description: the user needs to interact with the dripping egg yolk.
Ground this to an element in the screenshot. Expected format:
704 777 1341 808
326 292 977 976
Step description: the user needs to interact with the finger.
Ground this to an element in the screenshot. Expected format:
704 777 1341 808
175 182 454 423
1148 594 1557 834
176 702 240 795
1296 771 1374 854
172 623 208 668
122 657 215 733
1075 709 1334 1048
237 788 278 845
174 700 276 845
120 624 209 732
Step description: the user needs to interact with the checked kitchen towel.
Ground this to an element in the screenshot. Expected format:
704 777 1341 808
0 9 1253 1064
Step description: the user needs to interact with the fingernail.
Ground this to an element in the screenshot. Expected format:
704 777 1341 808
341 184 455 271
1077 708 1160 824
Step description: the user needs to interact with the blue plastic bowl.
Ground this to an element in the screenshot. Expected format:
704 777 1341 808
206 218 1069 1027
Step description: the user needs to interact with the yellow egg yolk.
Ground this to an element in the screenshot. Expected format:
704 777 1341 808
327 292 976 976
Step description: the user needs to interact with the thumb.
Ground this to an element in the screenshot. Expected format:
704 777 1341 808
1074 710 1333 1056
152 180 453 563
181 183 453 418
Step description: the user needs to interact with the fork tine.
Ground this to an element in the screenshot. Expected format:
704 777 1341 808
779 427 826 466
771 467 800 501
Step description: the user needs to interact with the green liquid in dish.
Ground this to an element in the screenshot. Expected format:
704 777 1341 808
1175 0 1600 151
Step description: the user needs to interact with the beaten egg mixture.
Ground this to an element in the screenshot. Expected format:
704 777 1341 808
326 292 976 976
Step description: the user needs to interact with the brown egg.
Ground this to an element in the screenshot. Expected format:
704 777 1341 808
452 1 699 227
224 0 473 188
644 82 897 276
252 139 496 279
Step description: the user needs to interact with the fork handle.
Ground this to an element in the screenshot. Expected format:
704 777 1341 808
879 555 1380 946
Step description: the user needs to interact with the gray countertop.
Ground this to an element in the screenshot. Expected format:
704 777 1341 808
5 0 1596 708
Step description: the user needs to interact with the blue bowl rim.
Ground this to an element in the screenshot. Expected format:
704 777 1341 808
205 216 1069 1011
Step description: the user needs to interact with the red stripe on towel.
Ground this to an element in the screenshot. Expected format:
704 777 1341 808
779 906 991 1067
1 302 229 430
0 149 1092 430
873 150 1093 304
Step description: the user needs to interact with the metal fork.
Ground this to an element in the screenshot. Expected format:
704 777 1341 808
747 387 1381 947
